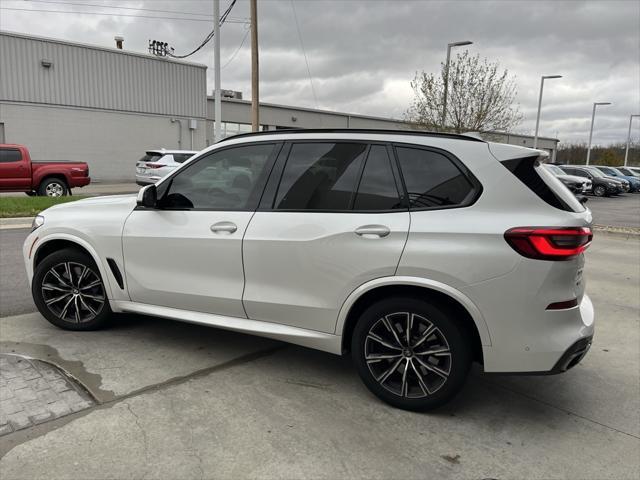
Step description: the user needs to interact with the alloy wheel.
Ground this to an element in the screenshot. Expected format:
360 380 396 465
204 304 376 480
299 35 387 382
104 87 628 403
45 182 64 197
41 262 105 323
364 312 452 398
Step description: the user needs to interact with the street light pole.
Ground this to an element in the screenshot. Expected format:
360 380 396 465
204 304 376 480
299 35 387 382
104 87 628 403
624 114 640 166
533 75 562 149
213 0 221 142
586 102 611 165
441 40 472 130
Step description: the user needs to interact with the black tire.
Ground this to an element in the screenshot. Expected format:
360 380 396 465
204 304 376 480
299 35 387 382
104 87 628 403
32 248 111 330
351 296 471 411
38 178 68 197
593 185 606 197
25 191 36 197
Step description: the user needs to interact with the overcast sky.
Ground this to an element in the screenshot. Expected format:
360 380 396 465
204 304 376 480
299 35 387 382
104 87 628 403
1 0 639 145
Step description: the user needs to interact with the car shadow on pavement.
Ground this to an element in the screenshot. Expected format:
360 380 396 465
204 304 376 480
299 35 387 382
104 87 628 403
105 313 600 426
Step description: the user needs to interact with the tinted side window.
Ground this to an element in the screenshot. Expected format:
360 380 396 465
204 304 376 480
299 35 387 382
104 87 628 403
353 146 402 211
395 147 474 209
0 149 22 163
274 143 366 210
160 144 275 210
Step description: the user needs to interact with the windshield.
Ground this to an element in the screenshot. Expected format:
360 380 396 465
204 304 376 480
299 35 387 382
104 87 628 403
586 167 605 178
598 167 618 176
621 168 640 177
545 164 565 176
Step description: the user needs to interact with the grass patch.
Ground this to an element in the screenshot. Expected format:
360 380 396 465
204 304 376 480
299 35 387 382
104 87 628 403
0 195 88 218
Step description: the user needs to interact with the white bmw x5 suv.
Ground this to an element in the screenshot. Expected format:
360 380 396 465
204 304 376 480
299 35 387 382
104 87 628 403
24 129 595 411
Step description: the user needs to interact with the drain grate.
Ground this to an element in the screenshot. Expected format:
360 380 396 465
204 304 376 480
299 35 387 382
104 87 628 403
0 354 95 436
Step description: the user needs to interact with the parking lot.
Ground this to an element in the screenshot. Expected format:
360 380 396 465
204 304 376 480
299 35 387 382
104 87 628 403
0 210 639 479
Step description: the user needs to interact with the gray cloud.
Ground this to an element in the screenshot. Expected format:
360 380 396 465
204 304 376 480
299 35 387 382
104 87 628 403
1 0 638 145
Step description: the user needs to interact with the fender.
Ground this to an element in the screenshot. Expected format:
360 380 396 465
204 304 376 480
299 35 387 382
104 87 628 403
30 232 120 306
334 276 492 346
31 166 71 189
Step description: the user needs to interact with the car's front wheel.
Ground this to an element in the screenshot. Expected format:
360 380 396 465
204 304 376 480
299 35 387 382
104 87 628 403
593 185 606 197
351 296 471 411
32 249 111 330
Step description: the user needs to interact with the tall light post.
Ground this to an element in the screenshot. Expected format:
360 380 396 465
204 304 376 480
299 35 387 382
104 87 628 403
441 40 473 129
624 114 640 166
533 75 562 149
586 102 611 165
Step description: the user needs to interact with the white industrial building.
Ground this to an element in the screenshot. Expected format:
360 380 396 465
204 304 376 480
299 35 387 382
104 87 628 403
0 31 559 182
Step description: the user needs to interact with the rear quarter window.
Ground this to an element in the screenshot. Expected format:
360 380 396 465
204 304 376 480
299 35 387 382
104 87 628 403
394 146 478 209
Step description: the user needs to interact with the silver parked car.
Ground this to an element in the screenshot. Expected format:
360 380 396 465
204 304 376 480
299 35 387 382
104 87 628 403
135 149 198 186
25 129 594 411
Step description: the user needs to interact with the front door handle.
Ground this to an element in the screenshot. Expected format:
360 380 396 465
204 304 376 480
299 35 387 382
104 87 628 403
210 221 237 234
354 225 390 238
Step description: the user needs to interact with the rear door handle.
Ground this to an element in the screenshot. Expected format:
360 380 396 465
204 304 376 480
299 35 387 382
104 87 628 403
354 225 390 238
210 221 237 234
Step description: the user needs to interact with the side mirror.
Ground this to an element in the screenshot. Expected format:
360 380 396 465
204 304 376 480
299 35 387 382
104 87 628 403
577 195 588 205
136 184 157 208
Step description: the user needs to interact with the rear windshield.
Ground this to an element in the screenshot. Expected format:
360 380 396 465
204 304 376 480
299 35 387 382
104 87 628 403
138 153 163 163
501 156 585 213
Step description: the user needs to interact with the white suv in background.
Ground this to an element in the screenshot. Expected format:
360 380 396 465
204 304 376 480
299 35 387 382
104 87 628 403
24 129 594 411
135 149 198 186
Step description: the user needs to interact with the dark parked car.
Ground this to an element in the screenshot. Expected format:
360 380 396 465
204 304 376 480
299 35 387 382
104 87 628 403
617 167 640 178
559 166 624 197
591 166 640 192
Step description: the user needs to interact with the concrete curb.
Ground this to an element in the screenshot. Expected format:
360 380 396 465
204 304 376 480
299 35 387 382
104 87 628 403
593 225 640 239
0 217 33 230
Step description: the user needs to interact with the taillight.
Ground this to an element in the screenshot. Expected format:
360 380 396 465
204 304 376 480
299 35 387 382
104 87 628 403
146 163 163 169
504 227 592 261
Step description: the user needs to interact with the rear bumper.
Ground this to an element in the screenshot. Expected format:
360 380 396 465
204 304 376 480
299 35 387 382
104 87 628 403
482 294 595 373
70 177 91 188
135 175 159 186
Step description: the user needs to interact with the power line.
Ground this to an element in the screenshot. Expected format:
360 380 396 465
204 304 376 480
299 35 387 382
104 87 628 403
168 0 237 59
222 27 250 70
290 0 319 109
1 6 247 23
23 0 211 17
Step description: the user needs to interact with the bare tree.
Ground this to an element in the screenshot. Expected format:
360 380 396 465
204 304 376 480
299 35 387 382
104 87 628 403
406 51 523 133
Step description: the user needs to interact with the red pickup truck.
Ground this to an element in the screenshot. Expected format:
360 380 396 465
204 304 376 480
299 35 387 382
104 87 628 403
0 144 90 196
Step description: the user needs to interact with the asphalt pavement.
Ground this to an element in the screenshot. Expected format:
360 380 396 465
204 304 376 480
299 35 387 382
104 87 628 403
0 230 638 479
585 193 640 228
0 229 33 317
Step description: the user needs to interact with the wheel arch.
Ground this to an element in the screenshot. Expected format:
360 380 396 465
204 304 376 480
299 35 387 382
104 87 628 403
336 277 491 361
38 175 69 195
32 234 115 300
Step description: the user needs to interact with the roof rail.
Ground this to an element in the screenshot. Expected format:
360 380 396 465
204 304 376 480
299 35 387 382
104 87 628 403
216 128 486 143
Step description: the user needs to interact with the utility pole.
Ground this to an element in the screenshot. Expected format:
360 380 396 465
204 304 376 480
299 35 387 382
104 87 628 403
213 0 222 142
250 0 259 131
624 114 639 166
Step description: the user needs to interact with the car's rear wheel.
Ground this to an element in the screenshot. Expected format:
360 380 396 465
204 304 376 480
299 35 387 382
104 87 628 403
593 185 606 197
38 178 68 197
351 296 471 411
32 249 111 330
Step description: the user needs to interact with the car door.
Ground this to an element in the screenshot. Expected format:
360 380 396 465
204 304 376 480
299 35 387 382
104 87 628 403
122 142 279 317
242 141 410 334
0 147 30 190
